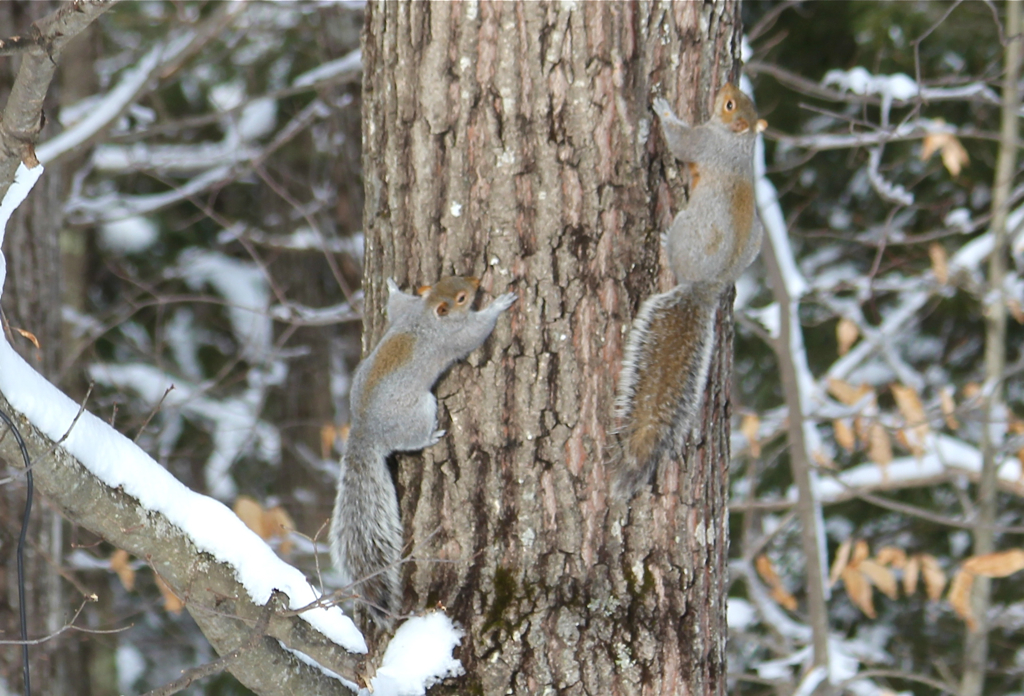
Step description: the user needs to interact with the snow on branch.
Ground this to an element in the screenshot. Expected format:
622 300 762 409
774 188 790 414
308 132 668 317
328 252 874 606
65 164 233 224
866 146 914 207
292 48 362 88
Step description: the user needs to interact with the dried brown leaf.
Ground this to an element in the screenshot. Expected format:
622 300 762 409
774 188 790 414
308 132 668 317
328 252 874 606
741 413 761 458
920 554 946 600
812 449 836 469
770 585 799 611
928 243 949 284
837 318 859 356
841 566 876 618
962 382 981 400
939 387 959 430
961 549 1024 578
265 506 296 555
941 135 970 176
855 416 869 443
1008 298 1024 324
755 554 781 587
828 378 872 406
155 574 184 615
830 539 853 587
868 423 893 470
921 129 969 176
903 555 920 596
833 419 856 452
875 546 907 569
852 539 870 565
860 559 898 599
14 328 40 350
948 568 975 630
891 384 927 428
110 549 135 592
233 496 266 539
891 384 928 457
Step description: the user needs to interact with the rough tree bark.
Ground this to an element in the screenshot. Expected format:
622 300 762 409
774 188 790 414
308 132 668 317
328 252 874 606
362 2 742 692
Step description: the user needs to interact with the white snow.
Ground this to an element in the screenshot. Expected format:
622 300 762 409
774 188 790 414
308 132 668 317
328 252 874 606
87 362 280 500
727 598 757 630
0 164 45 292
176 250 272 363
292 49 363 88
99 215 159 254
368 612 466 696
66 165 233 225
116 643 146 694
822 67 918 102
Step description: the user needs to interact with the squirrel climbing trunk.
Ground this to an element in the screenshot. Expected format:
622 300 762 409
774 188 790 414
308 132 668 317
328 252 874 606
611 83 765 498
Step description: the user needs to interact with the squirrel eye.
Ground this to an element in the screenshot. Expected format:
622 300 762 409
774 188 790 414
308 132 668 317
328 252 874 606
725 99 736 111
456 292 467 304
436 303 449 316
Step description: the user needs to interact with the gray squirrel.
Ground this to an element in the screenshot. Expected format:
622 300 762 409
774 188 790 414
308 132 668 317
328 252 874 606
330 275 515 624
611 82 766 498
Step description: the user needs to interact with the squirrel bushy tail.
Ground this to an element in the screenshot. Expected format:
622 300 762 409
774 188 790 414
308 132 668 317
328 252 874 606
611 281 722 498
330 437 402 624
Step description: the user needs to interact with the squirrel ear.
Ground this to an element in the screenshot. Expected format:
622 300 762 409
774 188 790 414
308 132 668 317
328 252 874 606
756 119 767 133
435 302 449 316
465 276 480 289
417 284 432 296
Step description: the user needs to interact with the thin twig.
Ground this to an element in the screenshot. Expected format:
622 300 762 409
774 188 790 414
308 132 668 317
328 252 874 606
134 384 175 444
140 593 278 696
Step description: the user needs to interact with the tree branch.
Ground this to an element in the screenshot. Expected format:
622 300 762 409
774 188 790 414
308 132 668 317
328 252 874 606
962 2 1021 694
0 392 363 696
0 0 121 199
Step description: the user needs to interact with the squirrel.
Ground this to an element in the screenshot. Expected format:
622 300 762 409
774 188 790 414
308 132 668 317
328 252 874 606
611 82 766 498
330 275 515 624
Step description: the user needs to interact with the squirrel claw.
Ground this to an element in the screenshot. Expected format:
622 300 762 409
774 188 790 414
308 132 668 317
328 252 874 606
653 97 677 120
493 293 517 311
428 429 447 446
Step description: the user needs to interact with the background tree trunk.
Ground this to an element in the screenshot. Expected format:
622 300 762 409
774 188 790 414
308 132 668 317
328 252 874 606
362 2 741 692
0 2 90 693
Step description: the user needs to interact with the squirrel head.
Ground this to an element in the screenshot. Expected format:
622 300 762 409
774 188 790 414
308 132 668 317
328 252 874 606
419 275 480 317
713 83 767 136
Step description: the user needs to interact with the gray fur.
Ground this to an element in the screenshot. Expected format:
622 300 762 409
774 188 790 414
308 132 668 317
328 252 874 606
330 278 515 624
613 86 763 498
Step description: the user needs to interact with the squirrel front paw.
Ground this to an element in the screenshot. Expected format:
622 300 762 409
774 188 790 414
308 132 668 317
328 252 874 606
428 428 447 446
653 97 673 119
492 292 517 312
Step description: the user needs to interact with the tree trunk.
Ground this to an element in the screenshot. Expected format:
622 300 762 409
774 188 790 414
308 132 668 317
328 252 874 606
362 2 741 692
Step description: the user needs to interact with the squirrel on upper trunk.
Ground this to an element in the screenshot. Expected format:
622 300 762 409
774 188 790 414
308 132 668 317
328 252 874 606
330 276 515 624
611 82 766 498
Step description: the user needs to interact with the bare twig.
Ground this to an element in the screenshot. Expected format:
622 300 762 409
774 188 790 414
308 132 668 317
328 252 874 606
140 592 279 696
0 595 99 645
134 384 175 443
